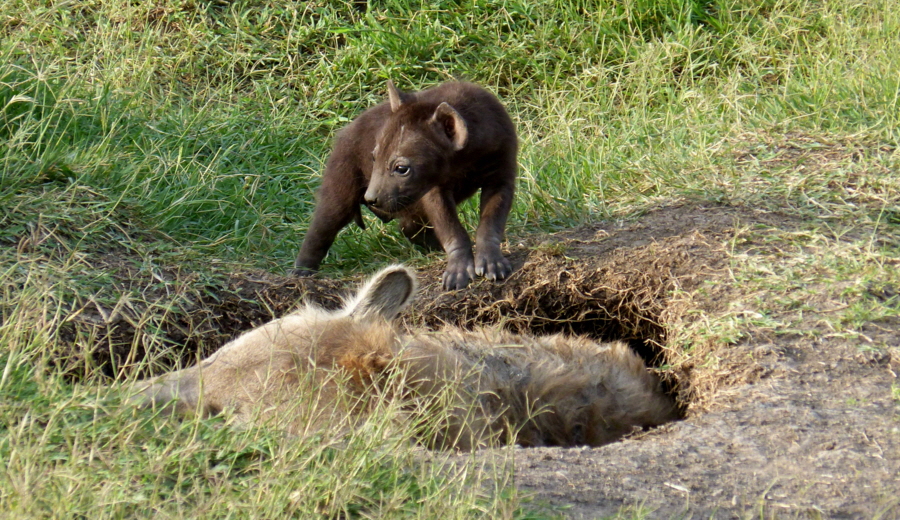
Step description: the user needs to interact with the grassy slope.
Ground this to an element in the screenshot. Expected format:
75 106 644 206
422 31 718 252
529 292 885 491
1 0 898 517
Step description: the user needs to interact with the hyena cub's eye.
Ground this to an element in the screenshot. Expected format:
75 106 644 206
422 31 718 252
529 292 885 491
393 164 410 176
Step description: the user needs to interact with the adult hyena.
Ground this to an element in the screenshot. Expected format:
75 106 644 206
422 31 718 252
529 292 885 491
131 266 677 449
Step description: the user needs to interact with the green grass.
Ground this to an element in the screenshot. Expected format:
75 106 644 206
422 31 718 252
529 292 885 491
2 0 899 517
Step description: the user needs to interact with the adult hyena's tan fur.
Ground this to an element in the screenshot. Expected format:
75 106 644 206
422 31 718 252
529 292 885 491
131 266 678 449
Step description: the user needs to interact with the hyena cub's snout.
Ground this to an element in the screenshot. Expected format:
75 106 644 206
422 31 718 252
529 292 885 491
128 265 678 450
363 166 426 215
362 186 398 213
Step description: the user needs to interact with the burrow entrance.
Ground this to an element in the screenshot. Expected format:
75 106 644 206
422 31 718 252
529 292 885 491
408 227 732 413
58 205 740 418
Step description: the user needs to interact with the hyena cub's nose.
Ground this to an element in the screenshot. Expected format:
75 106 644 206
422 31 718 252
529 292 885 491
364 193 379 208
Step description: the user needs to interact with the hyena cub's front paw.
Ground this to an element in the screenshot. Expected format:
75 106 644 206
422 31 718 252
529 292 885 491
475 249 512 281
292 261 318 277
443 252 476 290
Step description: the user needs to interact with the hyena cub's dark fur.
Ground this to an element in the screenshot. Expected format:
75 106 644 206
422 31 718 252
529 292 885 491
293 81 518 290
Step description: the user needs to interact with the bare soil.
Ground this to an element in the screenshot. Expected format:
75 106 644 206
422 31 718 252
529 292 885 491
60 202 899 518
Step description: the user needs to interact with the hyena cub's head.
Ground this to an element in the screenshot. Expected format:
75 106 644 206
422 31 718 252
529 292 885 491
364 80 469 214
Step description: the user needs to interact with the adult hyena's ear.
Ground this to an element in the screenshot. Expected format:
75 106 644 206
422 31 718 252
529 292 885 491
345 265 417 321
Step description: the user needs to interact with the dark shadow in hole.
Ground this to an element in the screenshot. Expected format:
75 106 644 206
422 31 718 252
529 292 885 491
511 316 667 367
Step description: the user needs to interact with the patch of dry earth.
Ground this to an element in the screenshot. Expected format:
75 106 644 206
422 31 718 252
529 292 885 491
510 336 899 518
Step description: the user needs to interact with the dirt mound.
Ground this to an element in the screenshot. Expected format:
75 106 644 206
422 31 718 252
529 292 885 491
62 203 786 411
64 202 751 415
58 269 348 378
410 203 747 410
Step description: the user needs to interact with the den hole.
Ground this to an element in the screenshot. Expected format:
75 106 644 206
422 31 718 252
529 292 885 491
61 264 690 428
411 258 693 423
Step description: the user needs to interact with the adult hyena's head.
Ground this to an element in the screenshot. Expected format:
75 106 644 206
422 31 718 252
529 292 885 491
130 265 418 418
364 81 468 215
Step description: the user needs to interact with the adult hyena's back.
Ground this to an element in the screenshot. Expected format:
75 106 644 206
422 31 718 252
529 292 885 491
396 329 678 448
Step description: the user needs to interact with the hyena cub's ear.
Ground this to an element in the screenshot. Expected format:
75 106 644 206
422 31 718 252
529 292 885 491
387 80 409 113
430 102 468 151
345 265 417 321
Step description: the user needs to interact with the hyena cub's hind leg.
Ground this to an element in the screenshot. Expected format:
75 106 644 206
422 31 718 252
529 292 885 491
399 214 442 251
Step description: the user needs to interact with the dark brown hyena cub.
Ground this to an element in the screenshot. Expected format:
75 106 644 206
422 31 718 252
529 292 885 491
293 81 518 290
